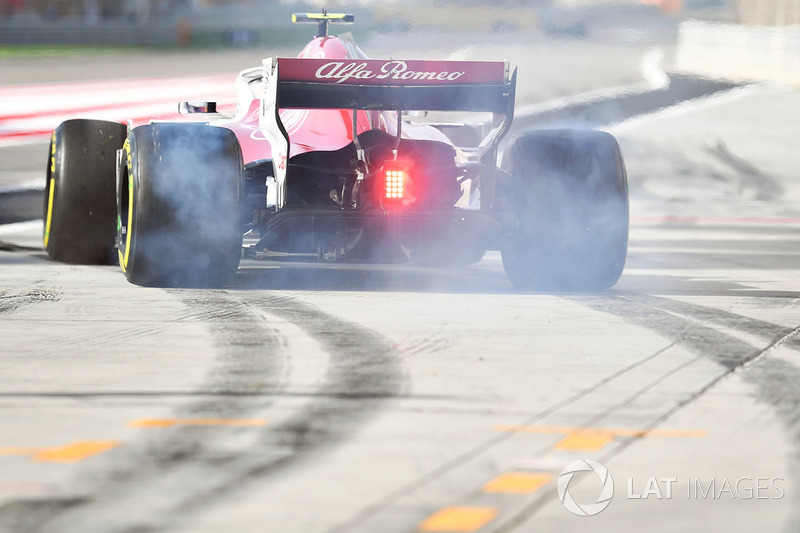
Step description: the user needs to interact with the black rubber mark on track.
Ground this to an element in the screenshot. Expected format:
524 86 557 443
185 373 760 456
572 293 792 370
506 74 741 140
706 140 785 202
0 288 60 316
0 290 281 533
0 240 41 253
329 338 683 532
336 293 800 532
0 498 86 533
494 293 800 532
0 291 404 533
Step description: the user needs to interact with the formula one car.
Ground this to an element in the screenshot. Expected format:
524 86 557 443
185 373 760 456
43 12 628 290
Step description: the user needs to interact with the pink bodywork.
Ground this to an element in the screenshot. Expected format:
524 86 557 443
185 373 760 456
223 36 382 165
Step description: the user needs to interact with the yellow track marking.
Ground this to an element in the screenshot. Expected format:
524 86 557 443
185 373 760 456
415 427 706 527
129 418 267 428
419 506 497 532
32 441 119 463
555 431 615 452
483 472 552 494
494 425 706 439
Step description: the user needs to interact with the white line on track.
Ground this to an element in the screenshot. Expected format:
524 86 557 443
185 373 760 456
513 47 668 118
629 246 800 256
0 47 670 148
611 83 786 132
0 219 41 235
0 74 238 147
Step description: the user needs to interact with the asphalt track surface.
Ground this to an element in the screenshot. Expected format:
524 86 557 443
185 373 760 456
1 32 800 533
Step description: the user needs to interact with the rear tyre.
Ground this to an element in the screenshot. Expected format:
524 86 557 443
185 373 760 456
501 129 629 291
43 119 127 264
117 123 243 288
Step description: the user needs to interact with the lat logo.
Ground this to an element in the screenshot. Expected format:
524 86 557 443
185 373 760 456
558 459 614 517
314 61 466 84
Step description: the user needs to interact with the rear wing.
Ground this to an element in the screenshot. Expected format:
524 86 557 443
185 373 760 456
276 58 512 113
259 57 517 210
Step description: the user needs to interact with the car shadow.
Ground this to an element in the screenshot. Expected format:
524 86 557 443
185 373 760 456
231 259 516 294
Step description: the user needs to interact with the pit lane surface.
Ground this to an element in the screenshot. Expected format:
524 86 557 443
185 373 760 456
1 37 800 533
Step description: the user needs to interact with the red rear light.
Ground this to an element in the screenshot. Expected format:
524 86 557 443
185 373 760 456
384 169 405 200
381 161 412 209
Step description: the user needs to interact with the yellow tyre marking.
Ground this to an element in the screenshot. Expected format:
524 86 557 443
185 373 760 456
49 132 55 173
43 177 55 248
43 132 57 248
120 138 134 272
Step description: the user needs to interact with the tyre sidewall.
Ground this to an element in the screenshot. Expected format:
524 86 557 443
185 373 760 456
44 120 126 264
503 129 629 291
119 124 243 288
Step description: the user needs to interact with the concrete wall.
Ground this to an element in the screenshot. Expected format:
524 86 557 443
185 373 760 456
0 21 180 45
677 20 800 85
737 0 800 25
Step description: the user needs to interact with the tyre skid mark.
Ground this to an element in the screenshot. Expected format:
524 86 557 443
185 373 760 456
0 288 60 316
395 333 452 359
334 295 800 532
0 290 405 533
329 338 683 532
491 294 800 532
0 290 285 532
